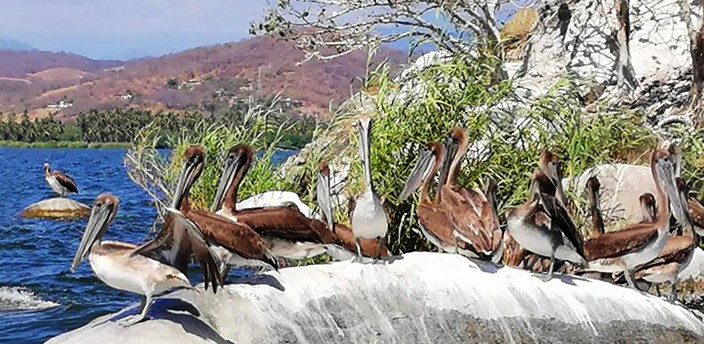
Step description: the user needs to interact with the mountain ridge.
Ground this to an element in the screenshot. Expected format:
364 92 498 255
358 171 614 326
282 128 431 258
0 36 406 120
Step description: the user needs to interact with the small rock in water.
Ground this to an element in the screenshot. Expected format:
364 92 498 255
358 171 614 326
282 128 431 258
20 197 90 220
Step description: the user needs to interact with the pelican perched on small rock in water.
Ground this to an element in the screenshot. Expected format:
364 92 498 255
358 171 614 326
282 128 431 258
351 117 388 261
44 162 78 197
71 194 220 327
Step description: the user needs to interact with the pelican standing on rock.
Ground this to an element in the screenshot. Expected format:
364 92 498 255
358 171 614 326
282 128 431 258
71 194 219 326
44 163 78 197
351 117 388 260
399 141 475 256
174 146 279 277
583 149 688 289
635 177 697 300
317 162 390 259
210 144 337 261
506 168 587 281
438 128 503 263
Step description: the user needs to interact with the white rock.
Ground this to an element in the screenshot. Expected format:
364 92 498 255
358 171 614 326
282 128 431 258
564 163 655 223
236 191 313 218
47 252 704 344
680 249 704 281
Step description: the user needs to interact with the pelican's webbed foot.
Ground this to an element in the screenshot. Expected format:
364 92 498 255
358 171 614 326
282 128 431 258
353 237 364 263
668 283 678 303
624 270 640 290
118 295 152 327
538 253 556 282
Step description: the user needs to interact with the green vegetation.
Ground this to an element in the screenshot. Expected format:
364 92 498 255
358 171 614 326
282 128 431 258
0 98 316 149
0 140 129 148
288 56 659 253
126 100 301 218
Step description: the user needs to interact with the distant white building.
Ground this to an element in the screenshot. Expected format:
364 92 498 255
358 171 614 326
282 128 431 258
47 100 73 109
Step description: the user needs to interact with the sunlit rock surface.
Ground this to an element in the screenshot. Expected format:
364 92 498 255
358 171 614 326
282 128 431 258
20 197 90 220
47 252 704 344
564 164 653 223
236 191 313 218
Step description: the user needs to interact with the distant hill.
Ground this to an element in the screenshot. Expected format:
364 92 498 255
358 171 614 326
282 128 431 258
0 38 33 51
0 50 122 78
0 37 406 120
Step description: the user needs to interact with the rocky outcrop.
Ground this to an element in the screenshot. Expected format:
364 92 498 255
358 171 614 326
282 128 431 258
47 252 704 344
564 163 655 223
20 197 90 219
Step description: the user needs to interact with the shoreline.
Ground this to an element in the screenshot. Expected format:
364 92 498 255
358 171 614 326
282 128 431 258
0 141 131 149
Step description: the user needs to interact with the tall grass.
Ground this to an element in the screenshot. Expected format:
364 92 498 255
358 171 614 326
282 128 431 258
125 98 298 222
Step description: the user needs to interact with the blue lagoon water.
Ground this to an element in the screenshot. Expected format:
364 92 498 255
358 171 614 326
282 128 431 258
0 147 296 343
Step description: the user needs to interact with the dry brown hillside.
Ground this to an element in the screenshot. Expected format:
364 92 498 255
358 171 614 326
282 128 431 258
0 37 406 120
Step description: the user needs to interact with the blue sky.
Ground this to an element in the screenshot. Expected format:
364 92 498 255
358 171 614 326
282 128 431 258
0 0 269 60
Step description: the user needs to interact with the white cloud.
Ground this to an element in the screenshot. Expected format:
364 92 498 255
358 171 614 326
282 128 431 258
0 0 269 59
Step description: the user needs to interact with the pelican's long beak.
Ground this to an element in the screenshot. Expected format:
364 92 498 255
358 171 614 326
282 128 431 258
71 203 114 272
172 154 205 209
657 157 688 227
316 168 334 231
676 178 694 229
211 154 244 212
547 160 566 204
356 118 372 186
399 148 434 202
439 136 457 187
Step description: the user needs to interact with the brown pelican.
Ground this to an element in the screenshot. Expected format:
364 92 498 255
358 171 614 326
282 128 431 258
437 128 502 262
174 146 278 276
350 117 388 260
635 177 697 301
317 162 390 259
686 196 704 237
210 144 336 261
506 168 587 280
71 194 219 326
639 193 657 223
584 149 688 289
399 141 475 256
44 163 78 197
586 177 605 238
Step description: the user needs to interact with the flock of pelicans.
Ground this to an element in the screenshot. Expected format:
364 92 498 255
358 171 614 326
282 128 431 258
46 117 704 327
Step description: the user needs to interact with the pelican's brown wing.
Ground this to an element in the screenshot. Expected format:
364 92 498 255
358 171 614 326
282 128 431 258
168 211 223 292
440 185 493 255
189 209 278 268
52 170 78 193
134 211 222 292
688 197 704 228
333 223 389 257
538 192 585 257
235 206 337 244
417 202 469 250
583 223 658 260
502 229 527 267
638 236 695 269
133 214 189 274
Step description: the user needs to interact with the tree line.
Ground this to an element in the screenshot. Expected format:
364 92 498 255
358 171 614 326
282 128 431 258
0 107 318 149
